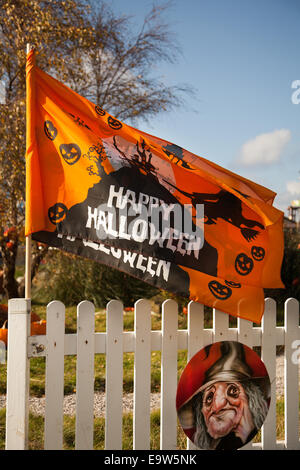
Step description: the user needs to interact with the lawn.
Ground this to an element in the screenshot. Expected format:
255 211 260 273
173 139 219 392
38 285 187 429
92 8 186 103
0 399 296 450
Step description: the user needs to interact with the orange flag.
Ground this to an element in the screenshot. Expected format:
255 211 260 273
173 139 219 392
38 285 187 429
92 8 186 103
25 49 284 323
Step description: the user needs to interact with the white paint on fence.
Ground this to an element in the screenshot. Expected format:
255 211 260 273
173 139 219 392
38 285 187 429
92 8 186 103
187 301 204 451
213 308 229 342
133 299 151 450
284 298 300 449
5 298 31 450
105 300 123 450
237 316 253 450
261 298 277 450
75 301 95 450
5 297 300 450
160 299 178 450
44 301 65 450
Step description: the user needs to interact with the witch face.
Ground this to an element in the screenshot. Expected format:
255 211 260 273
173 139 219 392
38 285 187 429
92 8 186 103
201 381 254 440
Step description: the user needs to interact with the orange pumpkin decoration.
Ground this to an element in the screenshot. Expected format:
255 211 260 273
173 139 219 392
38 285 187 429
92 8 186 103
0 305 40 321
3 227 16 237
31 311 41 322
0 304 8 315
31 320 47 336
0 309 45 343
0 321 8 346
124 307 134 312
6 241 14 250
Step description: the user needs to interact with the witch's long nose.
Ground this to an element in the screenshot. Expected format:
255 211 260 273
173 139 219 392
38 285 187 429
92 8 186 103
211 389 227 412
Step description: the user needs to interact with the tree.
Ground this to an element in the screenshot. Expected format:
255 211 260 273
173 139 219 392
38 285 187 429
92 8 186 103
0 0 93 298
34 251 159 308
72 1 191 122
264 227 300 308
0 0 192 300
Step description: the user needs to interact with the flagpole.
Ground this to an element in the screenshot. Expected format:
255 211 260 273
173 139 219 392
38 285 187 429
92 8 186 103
25 43 33 299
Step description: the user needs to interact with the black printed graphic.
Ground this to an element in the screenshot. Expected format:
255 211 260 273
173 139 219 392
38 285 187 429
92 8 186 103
208 280 232 300
165 183 265 242
59 143 81 165
113 137 157 177
95 105 106 116
48 203 68 225
68 113 91 130
60 155 217 276
162 144 195 170
44 120 57 141
38 136 222 302
225 280 241 288
107 116 122 130
235 253 254 276
251 246 265 261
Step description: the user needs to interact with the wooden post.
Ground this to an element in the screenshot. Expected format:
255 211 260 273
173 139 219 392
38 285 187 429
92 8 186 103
5 298 31 450
133 299 151 450
75 301 95 450
187 301 204 450
25 42 33 299
261 298 277 449
160 299 178 450
44 301 65 450
105 300 123 450
284 298 299 449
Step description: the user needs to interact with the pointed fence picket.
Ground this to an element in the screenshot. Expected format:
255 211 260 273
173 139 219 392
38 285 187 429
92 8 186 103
105 300 123 450
4 297 300 451
75 301 95 450
133 299 151 450
44 301 65 450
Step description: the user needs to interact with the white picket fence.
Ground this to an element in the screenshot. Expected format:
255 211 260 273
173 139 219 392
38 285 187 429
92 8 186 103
4 296 300 450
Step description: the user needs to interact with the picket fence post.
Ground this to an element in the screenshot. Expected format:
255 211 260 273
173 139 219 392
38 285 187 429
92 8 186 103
261 298 277 450
75 301 95 450
133 299 151 450
186 301 204 451
4 296 300 450
160 299 178 450
44 301 65 450
5 298 31 450
284 298 299 449
105 300 123 450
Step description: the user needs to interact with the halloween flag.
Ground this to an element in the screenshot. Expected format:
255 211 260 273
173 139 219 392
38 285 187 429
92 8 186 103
25 49 284 323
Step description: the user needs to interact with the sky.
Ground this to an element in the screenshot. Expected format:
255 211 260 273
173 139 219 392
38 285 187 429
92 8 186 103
109 0 300 217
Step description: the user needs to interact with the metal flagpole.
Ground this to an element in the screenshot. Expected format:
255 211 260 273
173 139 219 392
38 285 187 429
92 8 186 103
25 43 33 299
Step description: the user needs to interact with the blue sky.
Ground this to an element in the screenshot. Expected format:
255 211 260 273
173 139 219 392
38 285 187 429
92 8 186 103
110 0 300 216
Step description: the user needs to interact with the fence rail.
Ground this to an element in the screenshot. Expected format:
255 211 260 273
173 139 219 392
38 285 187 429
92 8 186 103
5 297 300 450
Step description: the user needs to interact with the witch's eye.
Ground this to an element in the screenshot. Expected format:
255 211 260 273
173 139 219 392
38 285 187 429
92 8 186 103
227 384 240 398
204 391 214 406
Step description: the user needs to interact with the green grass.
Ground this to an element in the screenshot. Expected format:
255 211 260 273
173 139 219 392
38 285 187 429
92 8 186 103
0 399 297 450
0 407 182 450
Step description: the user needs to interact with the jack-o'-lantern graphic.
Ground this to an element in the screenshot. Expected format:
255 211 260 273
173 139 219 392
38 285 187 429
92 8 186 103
235 253 254 276
44 120 57 141
208 280 232 300
59 143 81 165
48 203 68 225
95 105 106 116
107 116 122 130
225 280 241 288
251 246 265 261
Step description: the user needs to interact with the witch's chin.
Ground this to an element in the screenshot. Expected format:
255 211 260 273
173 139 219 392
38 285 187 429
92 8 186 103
207 410 237 438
